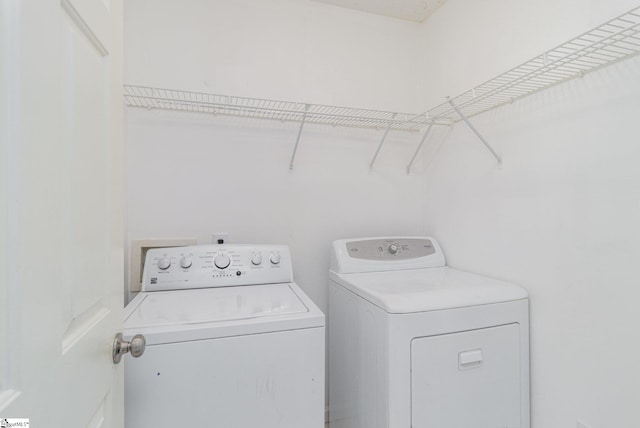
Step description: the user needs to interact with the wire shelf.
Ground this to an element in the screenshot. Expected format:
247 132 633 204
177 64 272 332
123 85 426 132
124 6 640 171
124 7 640 131
422 6 640 122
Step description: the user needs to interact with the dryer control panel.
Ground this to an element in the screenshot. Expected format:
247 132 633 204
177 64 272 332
346 238 436 260
142 244 293 292
330 236 446 274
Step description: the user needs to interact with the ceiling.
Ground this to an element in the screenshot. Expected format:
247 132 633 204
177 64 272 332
312 0 448 23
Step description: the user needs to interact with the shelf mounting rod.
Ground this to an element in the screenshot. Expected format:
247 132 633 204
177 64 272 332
406 124 434 175
369 113 398 171
289 104 310 172
447 97 502 166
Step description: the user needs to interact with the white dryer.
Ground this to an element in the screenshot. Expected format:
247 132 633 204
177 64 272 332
124 244 325 428
328 237 529 428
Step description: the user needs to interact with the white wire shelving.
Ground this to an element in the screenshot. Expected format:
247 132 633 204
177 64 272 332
124 5 640 172
422 6 640 135
123 86 426 131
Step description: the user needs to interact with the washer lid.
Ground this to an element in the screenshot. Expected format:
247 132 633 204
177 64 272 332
124 283 324 344
330 267 528 313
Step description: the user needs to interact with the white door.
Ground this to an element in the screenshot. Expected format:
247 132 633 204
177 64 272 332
0 0 125 425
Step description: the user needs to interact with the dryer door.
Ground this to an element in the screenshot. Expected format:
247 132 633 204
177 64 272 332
411 323 521 428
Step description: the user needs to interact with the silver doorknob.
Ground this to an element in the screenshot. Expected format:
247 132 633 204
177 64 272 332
112 332 146 364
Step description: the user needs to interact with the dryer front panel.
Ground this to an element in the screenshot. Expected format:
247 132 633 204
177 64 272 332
411 323 521 428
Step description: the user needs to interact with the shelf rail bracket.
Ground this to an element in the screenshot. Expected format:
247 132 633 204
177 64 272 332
406 123 434 175
369 113 398 172
289 104 310 172
447 97 502 166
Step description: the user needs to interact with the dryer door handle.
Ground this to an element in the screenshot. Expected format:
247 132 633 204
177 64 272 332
458 349 483 370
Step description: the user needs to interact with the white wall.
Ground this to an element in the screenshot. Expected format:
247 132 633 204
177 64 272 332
124 0 432 305
125 0 424 112
419 1 640 426
125 109 430 306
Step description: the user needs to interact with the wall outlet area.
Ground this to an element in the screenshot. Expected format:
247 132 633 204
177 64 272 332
211 232 229 245
129 238 197 292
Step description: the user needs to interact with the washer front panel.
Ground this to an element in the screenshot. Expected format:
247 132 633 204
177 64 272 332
126 320 325 428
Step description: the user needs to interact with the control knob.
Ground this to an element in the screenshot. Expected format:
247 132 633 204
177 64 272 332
251 252 263 266
388 244 399 255
214 253 231 269
270 252 281 265
180 256 193 269
157 257 171 270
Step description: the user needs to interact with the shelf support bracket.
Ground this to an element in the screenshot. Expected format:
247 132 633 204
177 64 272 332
369 113 398 171
289 104 310 172
448 98 502 166
406 124 434 175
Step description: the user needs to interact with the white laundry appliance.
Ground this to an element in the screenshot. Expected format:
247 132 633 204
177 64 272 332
328 237 529 428
124 244 325 428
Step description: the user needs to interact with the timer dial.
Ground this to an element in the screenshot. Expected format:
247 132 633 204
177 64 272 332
388 244 399 254
214 253 231 269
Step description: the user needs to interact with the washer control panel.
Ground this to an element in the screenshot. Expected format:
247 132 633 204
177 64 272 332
142 244 292 292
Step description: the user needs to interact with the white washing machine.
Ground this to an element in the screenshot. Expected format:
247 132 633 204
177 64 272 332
124 244 325 428
328 237 529 428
